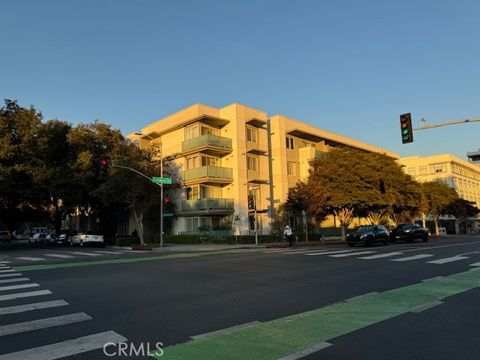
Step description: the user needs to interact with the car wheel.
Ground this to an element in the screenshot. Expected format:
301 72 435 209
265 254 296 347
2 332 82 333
382 238 389 246
79 240 84 247
423 236 428 242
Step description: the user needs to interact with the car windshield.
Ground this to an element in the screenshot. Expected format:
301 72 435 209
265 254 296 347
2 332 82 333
356 226 373 233
398 224 413 230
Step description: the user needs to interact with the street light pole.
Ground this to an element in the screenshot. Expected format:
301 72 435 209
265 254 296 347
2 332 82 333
134 132 164 248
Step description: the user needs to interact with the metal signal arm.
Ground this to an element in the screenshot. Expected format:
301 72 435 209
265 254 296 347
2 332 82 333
414 117 480 131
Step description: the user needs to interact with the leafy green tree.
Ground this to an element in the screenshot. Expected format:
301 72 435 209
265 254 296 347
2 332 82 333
421 181 459 235
0 100 44 231
445 198 480 233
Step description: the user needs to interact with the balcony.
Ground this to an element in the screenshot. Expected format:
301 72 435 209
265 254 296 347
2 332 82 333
179 198 234 216
182 134 232 156
182 166 233 185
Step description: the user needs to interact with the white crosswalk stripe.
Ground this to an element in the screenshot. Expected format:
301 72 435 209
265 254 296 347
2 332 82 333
0 278 30 284
0 331 127 360
0 300 68 316
0 312 92 336
43 253 74 259
0 273 22 278
330 251 375 258
427 256 468 265
391 254 434 262
91 250 125 255
470 262 480 267
16 257 46 262
0 290 52 302
67 251 102 257
359 252 403 260
0 283 39 292
305 250 353 256
0 269 15 274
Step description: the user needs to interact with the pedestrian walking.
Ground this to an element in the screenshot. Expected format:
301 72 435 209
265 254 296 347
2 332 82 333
284 225 294 247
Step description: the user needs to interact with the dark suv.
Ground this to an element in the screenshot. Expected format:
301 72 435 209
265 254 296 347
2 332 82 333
390 223 429 243
347 225 390 247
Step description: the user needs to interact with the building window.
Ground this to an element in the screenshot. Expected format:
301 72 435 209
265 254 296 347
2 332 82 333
247 155 258 171
186 186 200 200
186 217 199 232
246 126 257 142
185 125 199 140
186 156 199 170
407 167 416 176
430 163 446 174
419 166 427 175
286 136 294 149
287 161 296 176
201 155 218 167
201 125 219 136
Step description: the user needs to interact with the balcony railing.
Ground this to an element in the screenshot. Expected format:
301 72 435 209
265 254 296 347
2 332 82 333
182 166 233 183
182 134 232 154
180 198 234 213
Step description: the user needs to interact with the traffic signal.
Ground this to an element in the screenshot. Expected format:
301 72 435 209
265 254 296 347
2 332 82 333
163 196 174 216
99 158 109 180
400 113 414 144
248 194 256 211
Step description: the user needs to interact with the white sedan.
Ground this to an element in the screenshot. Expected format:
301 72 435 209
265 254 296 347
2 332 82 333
71 232 104 247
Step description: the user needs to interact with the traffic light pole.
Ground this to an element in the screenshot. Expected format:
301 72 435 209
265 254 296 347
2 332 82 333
160 157 164 248
254 195 258 246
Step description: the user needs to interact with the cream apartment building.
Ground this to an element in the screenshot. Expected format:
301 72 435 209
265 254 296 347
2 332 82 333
129 103 397 235
399 154 480 209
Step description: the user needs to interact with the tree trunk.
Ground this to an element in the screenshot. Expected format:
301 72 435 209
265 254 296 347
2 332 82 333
434 218 440 235
421 212 426 229
132 206 145 245
340 222 346 241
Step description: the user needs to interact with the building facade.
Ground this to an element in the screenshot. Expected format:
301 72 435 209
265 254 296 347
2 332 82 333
399 154 480 209
128 103 397 235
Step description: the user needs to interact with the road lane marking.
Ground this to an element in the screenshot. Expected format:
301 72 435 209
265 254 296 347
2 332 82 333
191 321 261 340
410 300 443 313
427 256 468 265
305 250 353 256
67 252 102 257
278 342 333 360
0 300 68 316
0 283 39 292
43 254 74 259
469 262 480 267
0 290 52 302
329 251 375 258
151 268 480 360
0 330 127 360
0 273 22 278
0 278 29 284
0 270 15 274
0 312 92 336
15 257 46 262
91 250 125 255
391 254 434 262
359 252 403 260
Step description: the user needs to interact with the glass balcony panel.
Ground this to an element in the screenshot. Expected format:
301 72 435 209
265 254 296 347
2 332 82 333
181 198 234 212
182 134 232 153
183 166 233 182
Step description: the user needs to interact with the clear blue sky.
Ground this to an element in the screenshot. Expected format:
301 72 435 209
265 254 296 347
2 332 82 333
1 0 479 159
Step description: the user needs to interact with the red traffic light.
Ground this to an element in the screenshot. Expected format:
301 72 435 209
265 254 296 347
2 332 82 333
100 159 108 167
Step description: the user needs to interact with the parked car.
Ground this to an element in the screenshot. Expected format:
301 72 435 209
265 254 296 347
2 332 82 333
71 231 104 247
390 223 429 243
29 232 47 244
0 230 11 243
57 231 77 245
347 225 390 247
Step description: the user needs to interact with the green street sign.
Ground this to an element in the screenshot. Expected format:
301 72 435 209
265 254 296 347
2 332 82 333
152 177 172 185
163 213 174 217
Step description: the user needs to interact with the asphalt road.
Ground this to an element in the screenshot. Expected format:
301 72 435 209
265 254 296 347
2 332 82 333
0 235 480 359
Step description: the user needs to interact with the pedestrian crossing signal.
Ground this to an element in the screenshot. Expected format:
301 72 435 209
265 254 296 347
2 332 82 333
248 194 256 211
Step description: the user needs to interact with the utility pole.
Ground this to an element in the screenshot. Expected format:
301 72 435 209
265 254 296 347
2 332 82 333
160 156 164 248
253 194 258 246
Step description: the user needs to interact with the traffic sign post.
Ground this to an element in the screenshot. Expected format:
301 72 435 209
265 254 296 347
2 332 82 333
152 177 172 185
